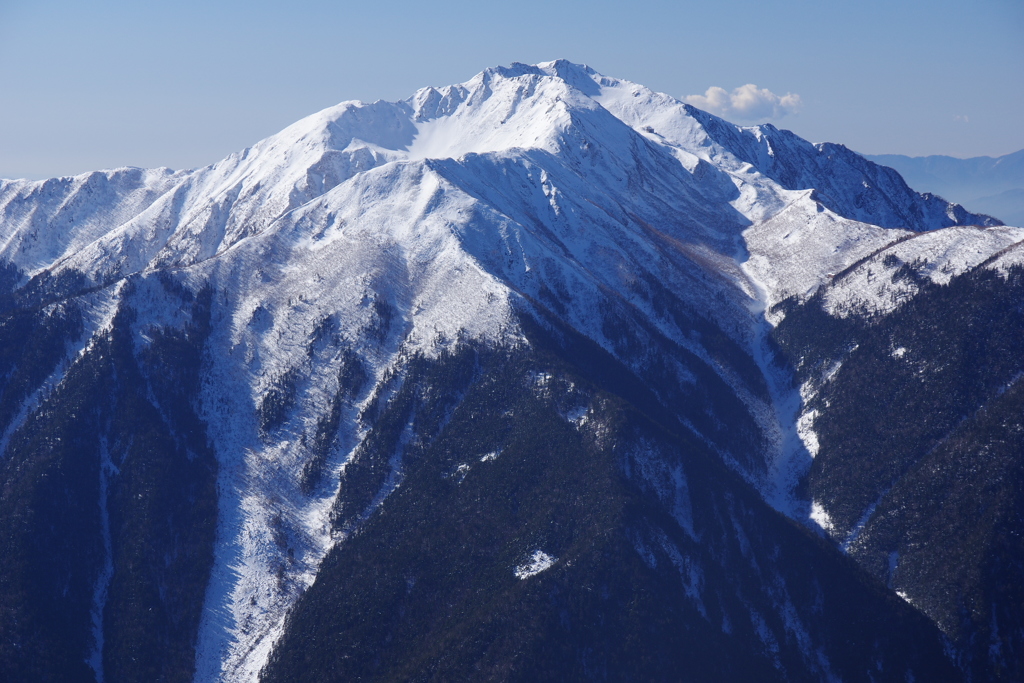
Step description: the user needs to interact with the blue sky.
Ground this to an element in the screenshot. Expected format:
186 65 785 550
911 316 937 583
1 0 1021 179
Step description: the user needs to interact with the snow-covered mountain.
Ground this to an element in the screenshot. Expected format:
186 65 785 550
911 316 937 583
1 60 1020 682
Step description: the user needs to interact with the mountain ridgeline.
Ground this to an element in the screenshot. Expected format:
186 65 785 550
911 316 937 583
0 60 1020 682
864 150 1024 226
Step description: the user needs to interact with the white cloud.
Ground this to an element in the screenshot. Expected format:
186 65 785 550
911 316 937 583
953 114 970 123
683 84 802 121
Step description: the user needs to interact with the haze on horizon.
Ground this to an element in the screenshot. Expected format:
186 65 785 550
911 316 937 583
1 0 1021 180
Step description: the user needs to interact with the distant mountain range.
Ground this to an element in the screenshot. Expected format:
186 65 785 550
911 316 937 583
1 61 1022 682
866 150 1024 226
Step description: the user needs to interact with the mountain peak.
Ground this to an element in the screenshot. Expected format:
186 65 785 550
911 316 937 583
469 59 601 88
2 59 1023 683
535 59 603 95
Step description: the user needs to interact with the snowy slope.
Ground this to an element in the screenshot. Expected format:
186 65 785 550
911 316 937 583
820 225 1024 317
0 60 1011 682
0 168 186 274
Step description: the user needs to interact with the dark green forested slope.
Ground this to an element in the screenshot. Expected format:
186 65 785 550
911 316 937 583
261 317 959 683
772 264 1024 681
0 273 218 683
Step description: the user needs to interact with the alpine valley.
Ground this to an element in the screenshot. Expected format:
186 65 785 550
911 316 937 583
1 61 1022 682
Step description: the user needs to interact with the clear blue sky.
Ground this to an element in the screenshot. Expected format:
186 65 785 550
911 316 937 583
1 0 1022 179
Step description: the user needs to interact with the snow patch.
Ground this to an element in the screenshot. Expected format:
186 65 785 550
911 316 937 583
530 371 553 387
842 492 888 554
514 550 557 579
564 405 589 428
810 500 834 534
796 409 820 458
448 463 471 483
